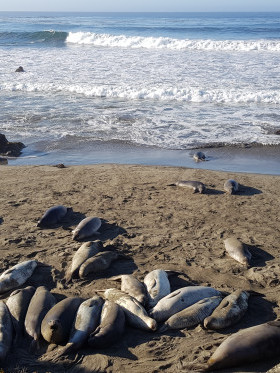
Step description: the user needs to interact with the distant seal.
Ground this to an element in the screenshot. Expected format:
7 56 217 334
0 260 37 294
72 217 102 241
176 180 205 194
224 179 239 194
150 286 221 322
193 151 206 162
0 301 13 361
65 240 103 283
79 251 119 279
6 286 35 345
144 269 170 308
224 237 251 266
15 66 24 72
37 205 71 227
41 297 83 345
206 321 280 371
112 274 148 305
88 300 125 348
204 290 249 330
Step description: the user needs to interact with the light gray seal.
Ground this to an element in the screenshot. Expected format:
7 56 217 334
112 274 148 305
193 151 206 162
150 286 221 322
72 217 102 241
206 321 280 371
6 285 35 345
37 205 71 227
79 251 119 279
175 180 205 194
88 300 125 348
204 290 249 330
0 300 13 361
224 179 239 194
224 237 251 266
0 260 37 294
144 269 170 308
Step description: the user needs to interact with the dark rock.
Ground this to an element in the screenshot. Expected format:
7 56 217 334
53 163 66 168
15 66 24 72
0 133 25 157
275 130 280 135
0 157 8 165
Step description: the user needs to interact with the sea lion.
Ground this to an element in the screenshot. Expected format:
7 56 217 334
0 301 13 361
224 179 239 194
79 251 119 279
65 240 103 283
206 321 280 371
72 217 102 241
224 237 251 266
160 296 222 331
193 151 206 162
41 297 83 345
112 274 147 305
104 288 157 331
150 286 221 322
37 205 71 227
175 180 205 194
6 286 35 345
204 290 249 330
144 269 170 308
25 286 56 351
88 300 125 348
0 260 37 294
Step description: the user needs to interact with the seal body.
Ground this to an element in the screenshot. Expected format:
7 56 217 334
160 296 222 331
204 290 249 330
224 237 251 266
144 269 170 308
41 297 83 345
119 274 147 305
175 181 205 194
72 217 102 241
150 286 221 322
79 251 119 279
193 151 206 162
65 240 103 282
37 205 70 227
0 301 13 361
207 321 280 371
224 179 239 194
0 260 37 294
104 288 157 331
88 300 125 348
6 286 35 344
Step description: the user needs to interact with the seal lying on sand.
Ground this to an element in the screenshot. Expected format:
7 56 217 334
0 260 37 294
79 251 119 279
72 217 102 241
206 321 280 371
112 274 148 306
224 237 251 266
224 179 239 194
176 181 205 194
144 269 171 308
0 301 13 361
37 205 71 227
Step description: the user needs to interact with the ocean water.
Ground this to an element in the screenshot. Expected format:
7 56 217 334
1 12 280 168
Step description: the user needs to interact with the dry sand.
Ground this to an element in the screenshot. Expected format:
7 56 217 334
0 164 279 373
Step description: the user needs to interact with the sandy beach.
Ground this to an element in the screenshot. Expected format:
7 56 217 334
0 163 280 373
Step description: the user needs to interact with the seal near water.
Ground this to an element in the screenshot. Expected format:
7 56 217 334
104 288 157 331
0 260 38 294
72 217 102 241
6 286 35 345
41 297 83 345
204 290 249 330
175 180 205 194
78 250 119 279
65 240 103 283
206 321 280 371
112 274 148 305
37 205 71 227
0 301 13 361
160 296 222 332
88 300 125 348
224 179 239 194
149 286 221 322
193 151 206 162
144 269 170 308
25 286 56 351
224 237 251 266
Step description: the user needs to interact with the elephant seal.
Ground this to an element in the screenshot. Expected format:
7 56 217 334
206 321 280 371
25 286 56 351
88 300 125 348
37 205 71 227
150 286 221 322
224 179 239 194
65 240 103 283
104 288 157 331
0 301 13 361
204 290 249 330
72 217 102 241
176 181 205 194
41 297 83 345
144 269 170 308
112 274 147 305
6 286 35 345
160 296 222 331
0 260 37 294
224 237 251 266
193 151 206 162
79 251 119 279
